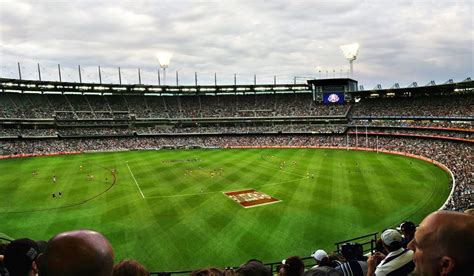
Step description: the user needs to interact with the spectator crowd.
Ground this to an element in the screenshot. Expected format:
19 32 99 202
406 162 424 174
351 94 473 118
350 119 472 129
0 93 350 120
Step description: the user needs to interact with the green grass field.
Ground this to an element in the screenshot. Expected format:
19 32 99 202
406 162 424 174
0 148 451 271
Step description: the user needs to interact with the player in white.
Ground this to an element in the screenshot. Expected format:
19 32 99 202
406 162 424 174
52 175 57 183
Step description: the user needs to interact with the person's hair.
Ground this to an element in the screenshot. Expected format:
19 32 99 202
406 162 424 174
113 259 150 276
245 259 263 265
191 267 224 276
327 251 344 265
237 260 271 276
384 241 402 252
4 238 39 276
281 256 304 276
374 238 385 254
341 243 364 261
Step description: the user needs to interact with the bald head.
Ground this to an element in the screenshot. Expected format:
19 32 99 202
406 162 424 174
39 230 114 276
422 211 474 256
409 211 474 276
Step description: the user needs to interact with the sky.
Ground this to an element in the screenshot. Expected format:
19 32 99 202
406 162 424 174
0 0 472 88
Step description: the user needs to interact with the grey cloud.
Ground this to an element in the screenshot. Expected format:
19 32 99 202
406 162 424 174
0 0 472 87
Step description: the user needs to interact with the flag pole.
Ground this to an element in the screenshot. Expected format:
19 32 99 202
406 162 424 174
355 125 358 148
346 133 349 150
376 135 379 153
365 125 368 148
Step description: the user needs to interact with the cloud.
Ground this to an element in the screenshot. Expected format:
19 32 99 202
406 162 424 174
0 0 472 87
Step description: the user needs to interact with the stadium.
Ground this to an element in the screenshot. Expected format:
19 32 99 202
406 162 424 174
0 74 472 273
1 1 473 275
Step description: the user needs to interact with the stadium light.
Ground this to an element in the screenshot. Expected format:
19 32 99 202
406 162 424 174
340 43 360 78
157 52 173 85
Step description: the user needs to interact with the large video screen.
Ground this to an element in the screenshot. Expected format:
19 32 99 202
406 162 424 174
323 92 344 104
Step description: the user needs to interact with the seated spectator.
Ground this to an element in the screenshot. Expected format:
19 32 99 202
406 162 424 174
3 238 41 276
279 256 305 276
408 211 474 276
38 229 114 276
373 238 387 257
191 267 224 276
311 250 331 268
398 221 416 248
335 243 367 276
367 229 414 276
113 259 149 276
304 250 341 276
236 259 271 276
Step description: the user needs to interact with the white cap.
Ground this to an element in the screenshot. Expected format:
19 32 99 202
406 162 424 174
381 229 403 246
311 249 328 262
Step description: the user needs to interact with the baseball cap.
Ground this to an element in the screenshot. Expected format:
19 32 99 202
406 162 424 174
381 229 403 246
399 221 416 232
4 238 40 276
311 249 328 262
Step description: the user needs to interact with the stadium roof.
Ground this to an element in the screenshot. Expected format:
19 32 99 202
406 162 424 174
0 77 472 97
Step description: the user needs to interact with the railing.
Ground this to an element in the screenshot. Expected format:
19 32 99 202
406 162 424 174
334 232 378 255
149 232 379 275
0 237 12 243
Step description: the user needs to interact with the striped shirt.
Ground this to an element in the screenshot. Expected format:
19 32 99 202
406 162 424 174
375 248 415 276
336 260 368 276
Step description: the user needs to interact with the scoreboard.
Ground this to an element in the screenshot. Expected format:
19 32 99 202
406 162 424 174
307 78 358 103
323 92 345 104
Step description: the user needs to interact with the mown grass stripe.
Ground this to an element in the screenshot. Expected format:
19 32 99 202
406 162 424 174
0 149 451 271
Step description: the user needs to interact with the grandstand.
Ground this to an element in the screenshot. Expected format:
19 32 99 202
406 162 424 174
0 76 472 273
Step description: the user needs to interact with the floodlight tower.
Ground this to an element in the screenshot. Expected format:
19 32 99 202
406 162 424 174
340 43 360 78
158 52 172 85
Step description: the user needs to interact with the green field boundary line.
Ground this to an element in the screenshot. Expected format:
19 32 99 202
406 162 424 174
1 166 117 214
126 162 146 199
